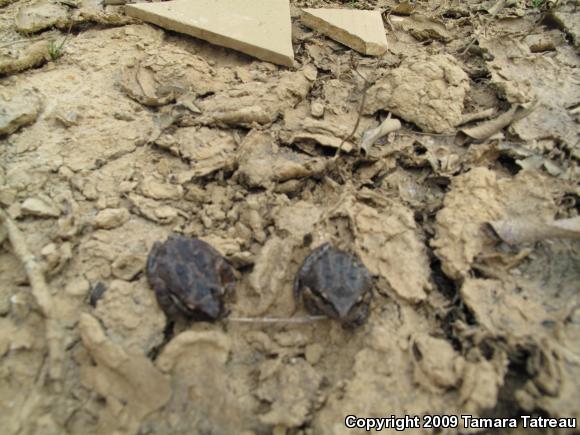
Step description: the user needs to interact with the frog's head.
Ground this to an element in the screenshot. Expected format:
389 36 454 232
169 264 227 320
169 283 225 320
325 285 367 319
302 285 370 330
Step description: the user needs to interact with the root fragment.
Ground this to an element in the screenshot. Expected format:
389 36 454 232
0 210 64 383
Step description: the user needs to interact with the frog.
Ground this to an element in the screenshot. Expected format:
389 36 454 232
146 235 236 321
293 242 372 328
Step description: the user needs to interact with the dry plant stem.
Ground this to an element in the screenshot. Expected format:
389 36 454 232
460 107 497 125
384 12 399 41
0 37 45 49
359 114 402 153
228 316 326 324
0 210 64 383
487 0 507 15
462 0 506 57
334 68 371 159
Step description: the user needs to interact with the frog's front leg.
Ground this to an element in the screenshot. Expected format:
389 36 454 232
151 280 181 318
345 303 370 329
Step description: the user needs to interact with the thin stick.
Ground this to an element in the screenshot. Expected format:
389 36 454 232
0 210 64 383
0 37 45 49
227 316 326 324
334 62 371 159
384 11 399 42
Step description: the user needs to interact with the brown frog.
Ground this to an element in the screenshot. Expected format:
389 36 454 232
146 235 236 321
294 243 372 328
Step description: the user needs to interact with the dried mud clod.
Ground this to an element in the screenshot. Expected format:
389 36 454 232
0 40 53 76
364 54 470 133
0 90 42 135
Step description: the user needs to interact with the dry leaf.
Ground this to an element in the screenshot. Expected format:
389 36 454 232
488 216 580 244
456 102 537 144
360 117 401 154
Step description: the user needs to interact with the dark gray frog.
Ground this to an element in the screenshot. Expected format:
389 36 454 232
294 243 372 328
146 235 236 321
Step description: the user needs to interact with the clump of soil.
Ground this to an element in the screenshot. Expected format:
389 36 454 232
1 0 579 434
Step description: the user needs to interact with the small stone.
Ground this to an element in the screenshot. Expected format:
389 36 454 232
0 91 42 136
302 64 318 81
15 0 68 33
118 181 137 193
0 319 13 356
0 187 17 206
304 343 324 365
10 293 32 319
95 208 130 229
81 182 98 200
274 331 308 347
154 206 178 223
58 166 75 181
21 197 60 218
0 292 11 316
65 277 90 297
310 101 324 118
113 112 135 121
41 242 72 274
41 243 59 267
140 178 183 200
55 110 79 127
112 253 146 281
7 203 21 219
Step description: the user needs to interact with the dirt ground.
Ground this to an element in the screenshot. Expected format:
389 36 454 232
1 0 579 433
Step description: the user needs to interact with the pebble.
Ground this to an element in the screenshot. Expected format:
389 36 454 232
65 276 90 297
305 343 324 365
0 91 41 136
95 208 129 229
310 101 325 118
141 178 183 200
0 292 11 316
112 253 145 281
21 197 60 218
55 110 79 127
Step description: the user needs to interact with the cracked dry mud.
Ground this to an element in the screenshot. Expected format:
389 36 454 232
1 0 579 434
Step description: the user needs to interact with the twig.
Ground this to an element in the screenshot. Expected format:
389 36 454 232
398 130 455 137
334 60 372 159
359 114 402 154
0 210 64 383
459 107 497 125
0 37 45 49
383 11 399 42
227 316 326 324
460 0 508 57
